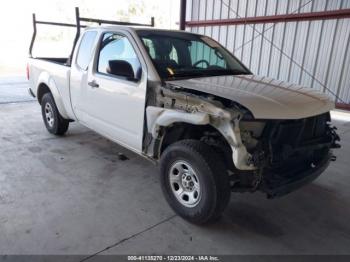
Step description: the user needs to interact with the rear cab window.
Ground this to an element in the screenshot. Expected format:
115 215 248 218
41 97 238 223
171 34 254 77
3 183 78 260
76 31 97 70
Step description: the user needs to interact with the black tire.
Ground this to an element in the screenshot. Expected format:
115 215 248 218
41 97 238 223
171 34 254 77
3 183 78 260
160 139 231 224
41 93 69 135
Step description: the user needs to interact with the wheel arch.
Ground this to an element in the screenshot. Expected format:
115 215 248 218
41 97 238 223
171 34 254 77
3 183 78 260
159 122 234 170
146 106 254 171
37 83 51 104
36 72 69 119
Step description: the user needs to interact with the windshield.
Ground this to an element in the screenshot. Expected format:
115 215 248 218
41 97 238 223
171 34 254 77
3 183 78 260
136 30 251 80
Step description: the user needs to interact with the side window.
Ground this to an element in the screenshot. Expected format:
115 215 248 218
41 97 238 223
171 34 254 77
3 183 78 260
98 33 141 79
76 31 97 70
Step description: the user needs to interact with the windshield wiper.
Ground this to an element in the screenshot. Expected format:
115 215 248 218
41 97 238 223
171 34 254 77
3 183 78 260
167 71 208 79
165 68 250 80
206 69 250 75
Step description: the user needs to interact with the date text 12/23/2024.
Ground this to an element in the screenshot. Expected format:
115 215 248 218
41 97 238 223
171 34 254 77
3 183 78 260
127 255 219 261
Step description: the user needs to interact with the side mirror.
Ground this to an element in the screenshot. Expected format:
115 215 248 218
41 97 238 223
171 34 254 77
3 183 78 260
107 60 140 81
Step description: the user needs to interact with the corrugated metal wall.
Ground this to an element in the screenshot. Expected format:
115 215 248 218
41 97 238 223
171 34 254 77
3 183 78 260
185 0 350 104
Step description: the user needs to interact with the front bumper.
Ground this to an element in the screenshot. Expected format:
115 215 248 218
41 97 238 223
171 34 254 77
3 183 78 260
261 152 332 198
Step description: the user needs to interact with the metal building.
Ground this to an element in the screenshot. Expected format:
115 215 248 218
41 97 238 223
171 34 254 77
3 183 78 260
181 0 350 109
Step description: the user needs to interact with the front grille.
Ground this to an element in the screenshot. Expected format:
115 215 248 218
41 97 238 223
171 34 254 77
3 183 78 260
301 113 329 141
271 113 330 147
268 113 331 166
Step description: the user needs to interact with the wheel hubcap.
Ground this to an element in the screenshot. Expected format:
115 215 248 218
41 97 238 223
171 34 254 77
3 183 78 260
44 103 54 127
169 161 201 208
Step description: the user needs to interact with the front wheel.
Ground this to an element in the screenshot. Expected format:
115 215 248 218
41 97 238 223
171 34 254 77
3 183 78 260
41 93 69 135
160 140 231 224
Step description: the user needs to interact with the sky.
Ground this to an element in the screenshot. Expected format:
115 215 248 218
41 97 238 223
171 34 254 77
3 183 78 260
0 0 180 75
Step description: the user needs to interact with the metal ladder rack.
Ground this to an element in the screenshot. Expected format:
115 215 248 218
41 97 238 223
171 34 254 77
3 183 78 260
29 7 155 64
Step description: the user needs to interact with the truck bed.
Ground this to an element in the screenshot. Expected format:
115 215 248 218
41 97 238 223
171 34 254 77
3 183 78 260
33 57 69 66
28 57 74 119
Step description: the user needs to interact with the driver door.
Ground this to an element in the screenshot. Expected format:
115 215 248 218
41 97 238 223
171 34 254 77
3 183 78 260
81 31 147 152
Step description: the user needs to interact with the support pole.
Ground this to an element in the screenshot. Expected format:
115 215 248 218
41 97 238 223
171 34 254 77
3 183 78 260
29 14 37 57
179 0 187 30
69 7 81 65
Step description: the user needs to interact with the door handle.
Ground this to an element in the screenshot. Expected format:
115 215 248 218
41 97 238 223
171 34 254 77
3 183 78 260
88 80 99 88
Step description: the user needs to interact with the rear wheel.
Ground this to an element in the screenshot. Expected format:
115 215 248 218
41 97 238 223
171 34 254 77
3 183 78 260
41 93 69 135
160 139 231 224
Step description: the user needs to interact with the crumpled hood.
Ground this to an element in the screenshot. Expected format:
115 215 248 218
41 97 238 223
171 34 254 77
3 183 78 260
166 75 334 119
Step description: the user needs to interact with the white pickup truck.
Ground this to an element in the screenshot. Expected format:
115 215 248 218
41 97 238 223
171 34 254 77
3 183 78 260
28 10 340 224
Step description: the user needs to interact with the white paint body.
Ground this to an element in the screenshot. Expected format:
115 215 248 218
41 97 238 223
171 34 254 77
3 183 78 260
28 27 156 154
28 26 335 161
167 75 334 119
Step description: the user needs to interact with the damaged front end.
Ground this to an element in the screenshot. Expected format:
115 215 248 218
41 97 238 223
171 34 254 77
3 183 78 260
255 113 340 198
146 83 258 171
234 112 341 198
145 83 340 198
